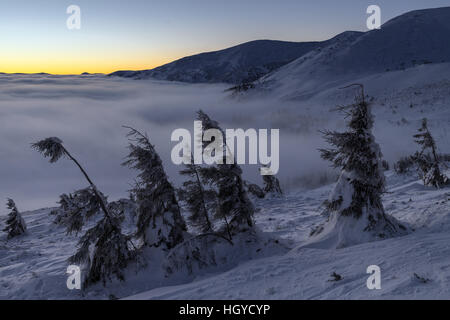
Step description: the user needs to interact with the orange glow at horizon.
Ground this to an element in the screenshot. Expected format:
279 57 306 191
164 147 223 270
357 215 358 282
0 49 187 74
1 58 172 75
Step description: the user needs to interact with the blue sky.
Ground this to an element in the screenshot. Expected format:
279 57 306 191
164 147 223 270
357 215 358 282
0 0 449 73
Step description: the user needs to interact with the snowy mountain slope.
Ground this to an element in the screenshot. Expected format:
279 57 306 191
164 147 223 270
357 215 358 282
0 201 286 299
335 7 450 73
1 170 449 300
252 61 450 166
108 37 362 84
257 7 450 99
308 62 450 142
251 60 450 139
126 171 450 300
127 231 450 300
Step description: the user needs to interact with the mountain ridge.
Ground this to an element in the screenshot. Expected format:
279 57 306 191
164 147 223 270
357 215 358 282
109 39 324 84
109 35 365 84
110 7 450 89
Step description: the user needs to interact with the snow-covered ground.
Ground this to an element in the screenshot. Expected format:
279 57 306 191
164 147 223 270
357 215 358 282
127 171 450 300
1 169 449 300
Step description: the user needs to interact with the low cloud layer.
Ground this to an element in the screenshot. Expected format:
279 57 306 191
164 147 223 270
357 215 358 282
0 74 440 214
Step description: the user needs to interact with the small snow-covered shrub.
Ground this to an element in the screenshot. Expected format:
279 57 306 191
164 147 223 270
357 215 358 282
246 182 266 199
413 118 448 187
261 167 283 196
3 199 27 239
394 155 417 174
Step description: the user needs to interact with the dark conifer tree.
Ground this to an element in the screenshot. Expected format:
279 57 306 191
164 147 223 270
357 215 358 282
316 85 407 247
260 166 283 196
3 199 27 239
50 193 73 225
32 137 132 287
196 110 254 237
413 118 448 188
65 188 131 286
122 126 186 250
51 190 106 228
245 181 265 199
178 158 215 234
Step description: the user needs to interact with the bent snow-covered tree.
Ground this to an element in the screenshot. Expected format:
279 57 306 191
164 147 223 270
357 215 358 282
32 137 132 287
3 199 27 239
178 158 215 234
196 110 254 237
314 85 407 248
413 118 448 188
122 126 186 250
51 190 106 227
67 188 132 287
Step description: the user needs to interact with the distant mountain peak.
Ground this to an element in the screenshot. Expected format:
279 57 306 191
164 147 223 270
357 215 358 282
109 39 326 84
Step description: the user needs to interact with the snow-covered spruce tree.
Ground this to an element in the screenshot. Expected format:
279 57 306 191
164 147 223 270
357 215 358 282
196 110 254 237
245 181 265 199
166 161 231 277
314 85 407 248
413 118 448 188
164 113 258 276
32 137 132 287
260 166 283 196
68 190 131 287
178 158 215 234
51 188 108 232
50 190 107 227
107 198 136 222
3 199 27 239
50 193 73 225
122 126 186 250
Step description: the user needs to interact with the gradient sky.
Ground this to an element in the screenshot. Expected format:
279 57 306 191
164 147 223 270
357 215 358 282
1 0 449 74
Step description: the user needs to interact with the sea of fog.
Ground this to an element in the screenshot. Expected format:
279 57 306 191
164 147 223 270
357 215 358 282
0 74 418 213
